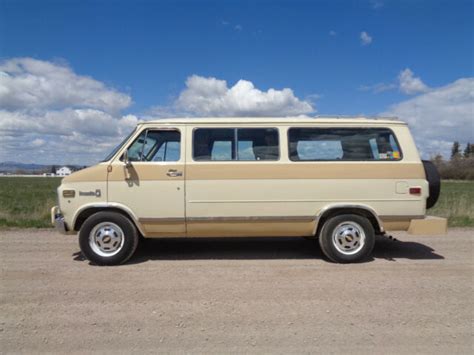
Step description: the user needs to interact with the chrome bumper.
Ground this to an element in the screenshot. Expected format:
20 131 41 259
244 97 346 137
51 206 68 235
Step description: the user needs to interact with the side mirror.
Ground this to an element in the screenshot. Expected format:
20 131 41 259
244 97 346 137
123 150 132 167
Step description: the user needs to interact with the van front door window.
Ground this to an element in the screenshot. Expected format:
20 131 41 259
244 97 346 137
127 130 181 162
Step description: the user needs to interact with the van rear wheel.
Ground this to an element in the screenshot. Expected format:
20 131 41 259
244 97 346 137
319 214 375 263
79 211 139 266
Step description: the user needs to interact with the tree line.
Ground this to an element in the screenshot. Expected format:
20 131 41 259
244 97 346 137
431 142 474 180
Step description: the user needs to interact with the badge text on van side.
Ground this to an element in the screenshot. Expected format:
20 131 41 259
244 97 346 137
79 189 101 197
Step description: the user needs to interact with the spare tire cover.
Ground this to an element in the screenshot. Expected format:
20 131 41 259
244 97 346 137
422 160 441 209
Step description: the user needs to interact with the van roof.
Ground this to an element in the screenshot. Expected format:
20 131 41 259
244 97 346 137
140 116 406 126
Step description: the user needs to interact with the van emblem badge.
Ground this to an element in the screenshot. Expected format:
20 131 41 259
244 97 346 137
79 189 101 197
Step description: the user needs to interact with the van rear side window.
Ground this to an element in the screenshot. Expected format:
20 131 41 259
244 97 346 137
288 128 402 161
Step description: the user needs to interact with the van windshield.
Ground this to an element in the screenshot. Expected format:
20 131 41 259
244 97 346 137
101 128 136 162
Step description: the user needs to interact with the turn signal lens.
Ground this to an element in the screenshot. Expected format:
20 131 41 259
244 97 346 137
63 190 75 198
409 187 422 195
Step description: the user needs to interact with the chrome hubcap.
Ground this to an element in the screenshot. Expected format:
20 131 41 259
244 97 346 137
89 222 124 257
332 221 366 255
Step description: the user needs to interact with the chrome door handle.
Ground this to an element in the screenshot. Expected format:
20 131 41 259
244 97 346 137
166 169 183 177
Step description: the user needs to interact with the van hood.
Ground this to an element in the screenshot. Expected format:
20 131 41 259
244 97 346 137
62 163 109 183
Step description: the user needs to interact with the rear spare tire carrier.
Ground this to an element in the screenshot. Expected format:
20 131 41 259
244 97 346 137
422 160 441 209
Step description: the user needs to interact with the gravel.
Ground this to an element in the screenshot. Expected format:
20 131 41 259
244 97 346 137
1 228 472 353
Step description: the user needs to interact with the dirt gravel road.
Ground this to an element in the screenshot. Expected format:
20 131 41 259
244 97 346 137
1 229 473 354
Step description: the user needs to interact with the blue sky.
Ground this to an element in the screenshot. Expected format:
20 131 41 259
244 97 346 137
0 0 473 164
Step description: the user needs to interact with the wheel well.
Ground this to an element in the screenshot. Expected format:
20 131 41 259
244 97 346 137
74 207 139 233
315 208 382 237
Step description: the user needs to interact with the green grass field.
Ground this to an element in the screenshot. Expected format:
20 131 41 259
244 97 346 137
0 177 472 228
0 177 62 228
429 180 474 227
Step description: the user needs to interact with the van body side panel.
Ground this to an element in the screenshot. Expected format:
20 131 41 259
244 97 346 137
185 175 427 236
184 124 427 237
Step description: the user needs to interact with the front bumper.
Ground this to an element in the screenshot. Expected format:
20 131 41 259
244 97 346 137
408 216 447 235
51 206 69 235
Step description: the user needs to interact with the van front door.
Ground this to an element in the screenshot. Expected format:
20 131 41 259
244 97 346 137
107 127 186 236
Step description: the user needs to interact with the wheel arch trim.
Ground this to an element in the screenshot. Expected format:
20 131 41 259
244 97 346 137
72 203 146 236
313 203 384 235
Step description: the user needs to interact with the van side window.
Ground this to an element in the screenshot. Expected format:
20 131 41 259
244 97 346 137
238 128 279 161
193 128 279 161
126 130 181 162
288 128 402 161
194 129 235 161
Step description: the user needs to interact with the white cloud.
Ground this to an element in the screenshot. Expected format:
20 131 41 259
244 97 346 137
0 59 313 164
359 82 397 93
398 68 430 95
0 109 138 164
219 20 242 32
305 93 322 105
361 68 430 95
382 77 474 158
31 138 45 147
1 57 470 164
0 58 136 164
370 0 384 9
0 108 137 137
2 57 468 164
0 58 131 113
360 31 373 45
174 75 314 117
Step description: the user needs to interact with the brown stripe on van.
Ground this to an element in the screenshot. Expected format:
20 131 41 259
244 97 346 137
185 163 425 180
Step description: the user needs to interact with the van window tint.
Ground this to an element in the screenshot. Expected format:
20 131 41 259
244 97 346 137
126 130 181 162
237 128 279 161
288 128 402 161
212 140 233 160
296 140 343 160
193 128 279 161
194 129 235 161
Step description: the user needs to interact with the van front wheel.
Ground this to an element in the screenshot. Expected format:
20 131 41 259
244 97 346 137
318 214 375 263
79 212 139 266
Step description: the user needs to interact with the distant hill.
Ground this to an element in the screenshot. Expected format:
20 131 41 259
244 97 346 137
0 162 86 174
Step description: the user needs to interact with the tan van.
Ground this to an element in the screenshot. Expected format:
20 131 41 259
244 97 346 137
52 117 447 264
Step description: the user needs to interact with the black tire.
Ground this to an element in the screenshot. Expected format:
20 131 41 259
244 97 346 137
79 211 139 266
318 214 375 263
422 160 441 209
